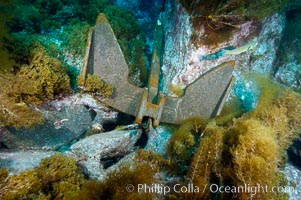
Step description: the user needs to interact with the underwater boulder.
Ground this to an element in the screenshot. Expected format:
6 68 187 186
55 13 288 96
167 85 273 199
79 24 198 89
0 150 55 175
4 105 92 150
49 93 118 126
145 125 172 155
241 13 285 74
161 0 285 95
275 62 301 90
283 162 301 200
274 7 301 91
70 129 142 180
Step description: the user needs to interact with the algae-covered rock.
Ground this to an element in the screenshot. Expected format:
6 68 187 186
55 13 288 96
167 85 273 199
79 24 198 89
0 45 71 129
5 105 92 150
17 45 71 104
0 93 119 151
0 74 45 129
0 168 42 200
0 150 55 175
84 74 113 97
0 153 85 200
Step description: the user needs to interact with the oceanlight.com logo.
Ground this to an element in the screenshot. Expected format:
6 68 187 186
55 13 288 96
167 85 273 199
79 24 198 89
126 183 297 197
209 184 297 197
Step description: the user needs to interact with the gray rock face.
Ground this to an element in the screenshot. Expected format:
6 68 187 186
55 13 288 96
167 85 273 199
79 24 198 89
5 105 92 150
0 94 117 151
161 0 192 93
70 129 142 180
283 162 301 200
160 2 288 114
274 8 301 91
275 62 301 89
48 93 118 126
235 13 285 74
145 125 171 155
161 1 285 95
0 93 122 178
0 150 55 175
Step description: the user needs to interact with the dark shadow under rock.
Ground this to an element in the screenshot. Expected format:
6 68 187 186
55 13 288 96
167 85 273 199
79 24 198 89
288 137 301 168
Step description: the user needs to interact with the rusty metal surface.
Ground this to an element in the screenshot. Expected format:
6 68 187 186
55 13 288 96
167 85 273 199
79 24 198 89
161 61 235 124
78 29 93 86
88 14 145 117
134 21 165 126
81 13 235 126
135 91 166 127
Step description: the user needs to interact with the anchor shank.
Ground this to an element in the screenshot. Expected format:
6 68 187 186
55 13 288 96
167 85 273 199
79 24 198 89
148 21 163 104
